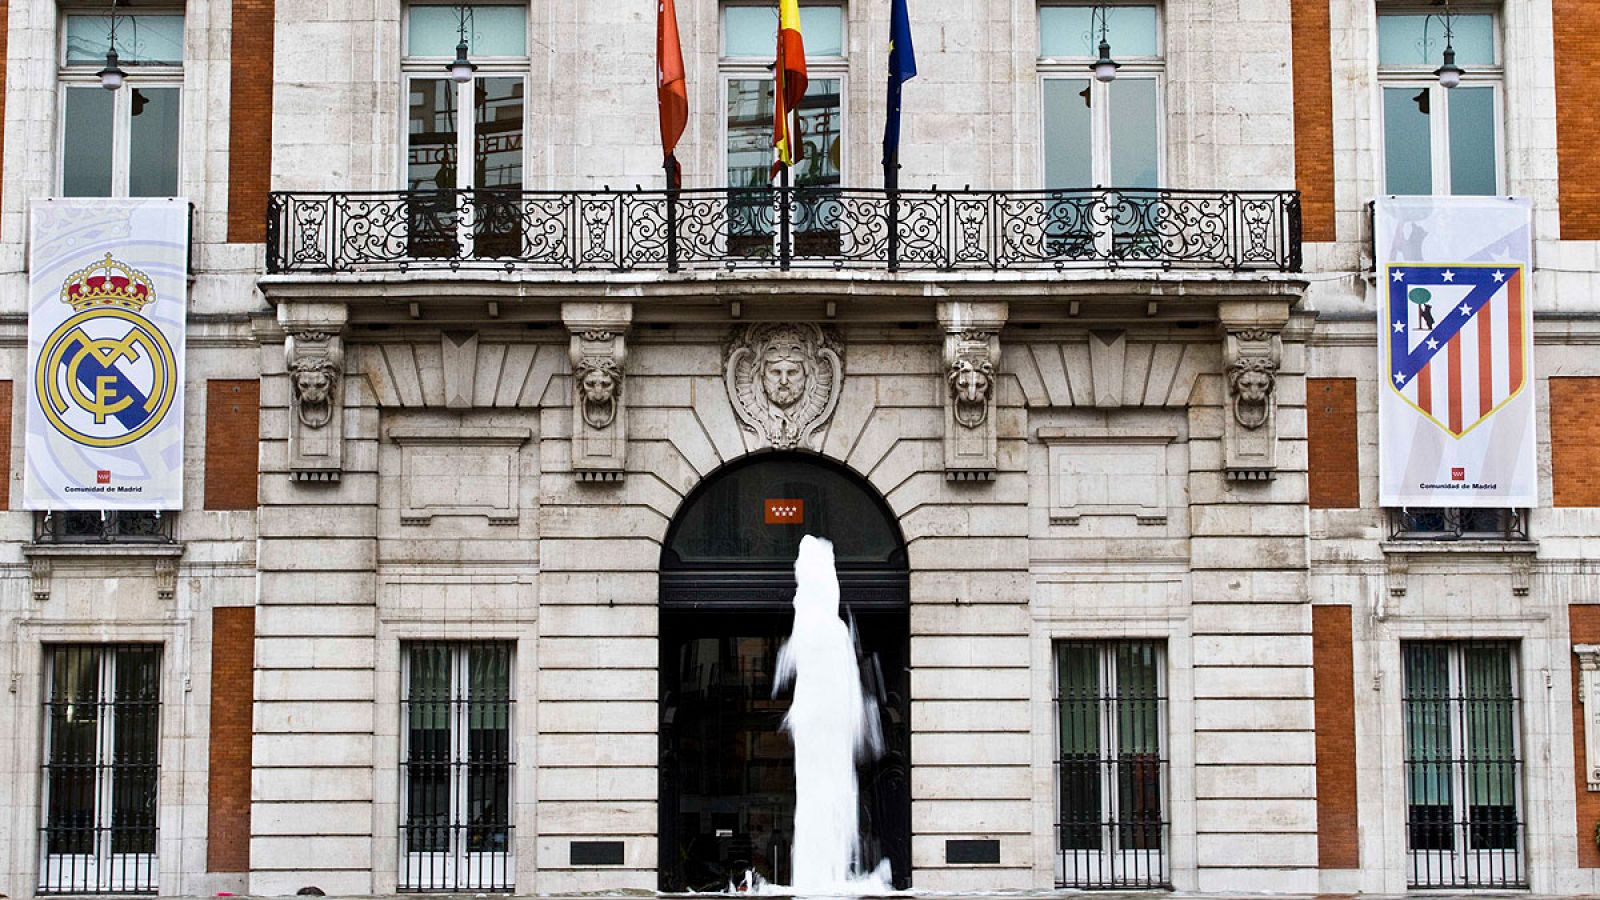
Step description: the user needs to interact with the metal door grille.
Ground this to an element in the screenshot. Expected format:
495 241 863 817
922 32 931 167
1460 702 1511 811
39 644 162 895
400 641 514 892
1402 641 1525 889
1054 640 1169 889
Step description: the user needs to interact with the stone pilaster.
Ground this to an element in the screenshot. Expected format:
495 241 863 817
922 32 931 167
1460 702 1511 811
251 302 380 895
562 303 632 480
936 301 1007 480
1189 301 1313 892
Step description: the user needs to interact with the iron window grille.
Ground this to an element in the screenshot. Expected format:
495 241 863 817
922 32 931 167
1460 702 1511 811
1054 639 1169 889
1402 641 1525 890
34 511 174 544
1388 507 1526 541
400 641 515 893
39 644 162 895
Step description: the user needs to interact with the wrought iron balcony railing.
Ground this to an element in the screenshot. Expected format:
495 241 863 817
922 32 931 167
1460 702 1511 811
267 187 1302 275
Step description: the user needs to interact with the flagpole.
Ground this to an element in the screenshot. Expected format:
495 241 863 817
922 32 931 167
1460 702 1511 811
664 153 680 273
779 161 792 272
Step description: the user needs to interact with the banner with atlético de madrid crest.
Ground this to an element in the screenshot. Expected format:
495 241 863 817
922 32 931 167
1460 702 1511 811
25 198 189 510
1377 195 1536 508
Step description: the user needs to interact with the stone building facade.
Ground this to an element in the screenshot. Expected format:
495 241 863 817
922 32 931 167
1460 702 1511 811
2 0 1600 896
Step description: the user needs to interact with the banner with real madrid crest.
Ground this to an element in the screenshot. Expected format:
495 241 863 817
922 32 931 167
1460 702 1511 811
1377 195 1536 508
25 198 188 510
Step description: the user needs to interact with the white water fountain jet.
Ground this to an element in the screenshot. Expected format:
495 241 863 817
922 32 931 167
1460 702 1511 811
764 535 894 895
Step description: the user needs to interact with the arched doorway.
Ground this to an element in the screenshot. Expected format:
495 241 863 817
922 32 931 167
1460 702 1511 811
658 452 911 892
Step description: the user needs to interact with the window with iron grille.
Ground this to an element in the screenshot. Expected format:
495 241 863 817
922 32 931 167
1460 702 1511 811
1054 639 1168 889
39 644 162 895
35 511 174 544
1389 507 1525 541
401 641 515 892
1402 641 1524 889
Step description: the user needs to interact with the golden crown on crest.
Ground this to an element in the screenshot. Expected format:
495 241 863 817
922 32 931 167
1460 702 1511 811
59 253 156 312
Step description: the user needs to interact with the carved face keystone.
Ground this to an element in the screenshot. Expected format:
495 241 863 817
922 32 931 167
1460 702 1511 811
1236 369 1272 404
581 369 616 405
762 352 807 409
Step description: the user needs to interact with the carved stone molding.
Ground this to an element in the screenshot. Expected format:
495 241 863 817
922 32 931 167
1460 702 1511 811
725 323 844 450
1218 300 1289 481
441 331 480 410
938 302 1007 479
564 303 632 478
30 557 50 603
280 302 348 482
1577 645 1600 791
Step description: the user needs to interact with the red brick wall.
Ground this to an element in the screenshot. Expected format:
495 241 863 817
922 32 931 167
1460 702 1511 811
0 381 12 510
226 0 275 243
1573 606 1600 867
1290 0 1336 242
207 606 255 872
1307 378 1360 509
1313 604 1359 869
204 380 260 510
1552 378 1600 507
1556 0 1600 239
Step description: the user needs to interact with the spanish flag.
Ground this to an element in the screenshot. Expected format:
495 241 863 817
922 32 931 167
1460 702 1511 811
771 0 808 180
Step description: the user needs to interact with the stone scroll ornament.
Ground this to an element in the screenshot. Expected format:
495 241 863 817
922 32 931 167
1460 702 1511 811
286 330 345 480
725 324 844 450
569 329 628 479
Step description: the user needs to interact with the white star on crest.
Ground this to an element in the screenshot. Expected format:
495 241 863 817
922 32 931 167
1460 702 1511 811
1392 270 1406 282
1492 270 1507 282
1442 270 1455 282
1459 304 1472 316
1393 320 1405 333
1394 371 1406 384
1426 338 1439 350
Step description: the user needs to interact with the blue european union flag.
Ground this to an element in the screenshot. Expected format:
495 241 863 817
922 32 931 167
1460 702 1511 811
883 0 917 192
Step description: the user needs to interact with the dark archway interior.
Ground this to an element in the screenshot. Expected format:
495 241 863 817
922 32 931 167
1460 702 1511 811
658 452 911 892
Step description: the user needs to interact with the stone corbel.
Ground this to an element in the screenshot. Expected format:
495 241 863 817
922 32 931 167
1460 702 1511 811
280 302 348 482
937 301 1007 481
154 558 177 601
1218 300 1290 481
30 557 50 603
1576 645 1600 790
564 303 633 481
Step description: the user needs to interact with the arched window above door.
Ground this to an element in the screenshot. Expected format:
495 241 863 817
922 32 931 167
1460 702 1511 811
662 452 906 570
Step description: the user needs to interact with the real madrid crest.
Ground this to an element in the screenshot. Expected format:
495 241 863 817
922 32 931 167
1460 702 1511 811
36 253 177 448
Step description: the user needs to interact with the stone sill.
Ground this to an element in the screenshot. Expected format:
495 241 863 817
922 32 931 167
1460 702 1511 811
23 542 186 560
1379 539 1538 556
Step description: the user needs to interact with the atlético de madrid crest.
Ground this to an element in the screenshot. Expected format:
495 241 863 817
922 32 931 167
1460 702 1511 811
35 253 178 448
1386 263 1528 439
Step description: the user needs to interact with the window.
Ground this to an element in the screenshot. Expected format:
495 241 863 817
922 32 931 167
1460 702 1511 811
401 642 515 892
1388 507 1525 541
35 511 174 544
40 645 162 895
1055 640 1168 889
58 14 183 197
403 3 528 257
722 3 845 257
1378 12 1501 196
1402 641 1524 889
1038 4 1162 189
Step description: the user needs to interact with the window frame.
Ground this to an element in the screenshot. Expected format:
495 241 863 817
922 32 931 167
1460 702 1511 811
398 641 516 893
1053 639 1170 890
38 644 163 896
1376 8 1505 196
718 1 849 188
398 1 531 193
55 11 185 199
1036 2 1165 189
1399 640 1526 889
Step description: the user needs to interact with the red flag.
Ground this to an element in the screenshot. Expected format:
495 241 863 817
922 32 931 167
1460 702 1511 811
771 0 807 180
657 0 688 188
